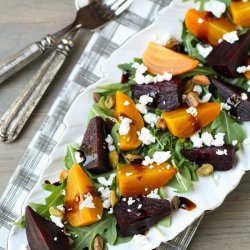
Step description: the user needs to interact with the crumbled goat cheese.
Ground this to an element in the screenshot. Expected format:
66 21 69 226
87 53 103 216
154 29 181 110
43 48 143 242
204 0 226 18
232 140 238 146
124 100 130 106
213 133 225 147
79 193 95 210
216 149 228 155
190 134 203 148
201 132 214 146
138 204 142 209
127 209 132 212
105 134 115 151
222 31 239 44
119 117 132 135
50 215 64 228
97 173 116 187
108 208 113 214
154 72 172 82
98 187 111 209
196 43 213 58
132 234 151 250
136 103 148 114
200 93 212 103
143 112 160 125
198 18 204 24
75 151 84 164
54 237 58 241
138 127 155 145
237 65 250 74
243 138 250 145
127 197 136 205
193 84 203 94
139 95 153 105
142 151 171 166
241 93 248 100
221 102 232 110
146 189 161 199
62 189 66 196
186 107 198 117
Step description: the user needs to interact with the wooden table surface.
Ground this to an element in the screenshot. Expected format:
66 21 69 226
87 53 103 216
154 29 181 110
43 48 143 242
0 1 249 249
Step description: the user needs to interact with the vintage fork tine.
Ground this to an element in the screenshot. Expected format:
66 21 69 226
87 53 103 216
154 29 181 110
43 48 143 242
114 0 134 16
111 0 127 10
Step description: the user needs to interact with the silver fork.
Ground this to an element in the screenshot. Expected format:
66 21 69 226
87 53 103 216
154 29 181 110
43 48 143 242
0 0 134 142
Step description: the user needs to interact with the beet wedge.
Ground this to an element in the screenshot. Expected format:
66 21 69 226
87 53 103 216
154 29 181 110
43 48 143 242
113 197 171 236
25 206 69 250
207 31 250 78
80 116 111 174
212 78 250 121
131 78 185 111
182 145 236 171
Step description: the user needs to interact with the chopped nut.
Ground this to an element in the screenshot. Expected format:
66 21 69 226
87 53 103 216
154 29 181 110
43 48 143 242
93 93 101 103
104 95 115 109
109 150 119 168
184 80 195 94
171 196 180 211
192 75 211 86
155 118 167 131
125 154 144 162
196 164 214 176
94 236 104 250
185 91 200 108
165 37 182 51
110 190 118 207
49 207 64 217
59 169 68 181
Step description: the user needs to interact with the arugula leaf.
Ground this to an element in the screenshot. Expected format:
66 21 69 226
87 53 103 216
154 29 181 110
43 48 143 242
179 66 216 78
64 144 79 170
97 82 133 97
158 215 171 228
211 110 246 144
66 215 117 250
30 181 66 219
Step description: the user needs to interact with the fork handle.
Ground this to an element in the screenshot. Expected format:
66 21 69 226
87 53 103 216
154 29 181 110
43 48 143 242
0 34 57 85
0 38 74 142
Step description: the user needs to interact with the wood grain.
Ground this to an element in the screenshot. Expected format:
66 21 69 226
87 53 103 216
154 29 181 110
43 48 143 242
0 1 249 250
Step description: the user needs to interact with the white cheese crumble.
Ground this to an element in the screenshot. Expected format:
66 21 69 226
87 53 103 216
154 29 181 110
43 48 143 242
139 95 153 105
138 204 142 209
241 93 248 100
232 140 238 146
201 132 214 146
75 151 84 164
200 93 212 103
50 215 64 228
124 100 130 106
221 102 232 110
79 193 95 210
146 189 161 199
143 112 160 126
198 18 204 24
190 133 203 148
186 107 198 117
196 43 213 58
191 132 225 148
54 237 58 241
132 234 151 250
142 151 172 166
105 134 115 151
136 103 148 114
193 84 203 94
127 197 136 205
213 133 226 147
138 127 155 145
222 31 239 44
98 187 111 209
204 0 226 18
237 65 250 73
216 149 228 155
97 173 116 187
154 71 172 82
119 117 132 135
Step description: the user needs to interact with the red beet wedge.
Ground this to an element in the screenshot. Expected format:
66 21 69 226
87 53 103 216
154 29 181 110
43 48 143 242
113 197 172 236
182 145 236 171
80 116 111 174
25 206 69 250
207 31 250 78
131 78 185 111
212 78 250 121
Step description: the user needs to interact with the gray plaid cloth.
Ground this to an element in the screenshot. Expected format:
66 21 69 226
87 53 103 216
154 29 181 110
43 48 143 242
0 0 203 249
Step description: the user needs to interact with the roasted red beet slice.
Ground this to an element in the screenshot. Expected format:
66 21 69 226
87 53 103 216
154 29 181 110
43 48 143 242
207 31 250 78
131 78 185 111
25 206 69 250
113 197 171 236
182 145 236 171
212 78 250 121
80 116 111 174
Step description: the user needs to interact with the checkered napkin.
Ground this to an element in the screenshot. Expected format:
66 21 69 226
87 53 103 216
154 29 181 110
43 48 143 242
0 0 203 249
